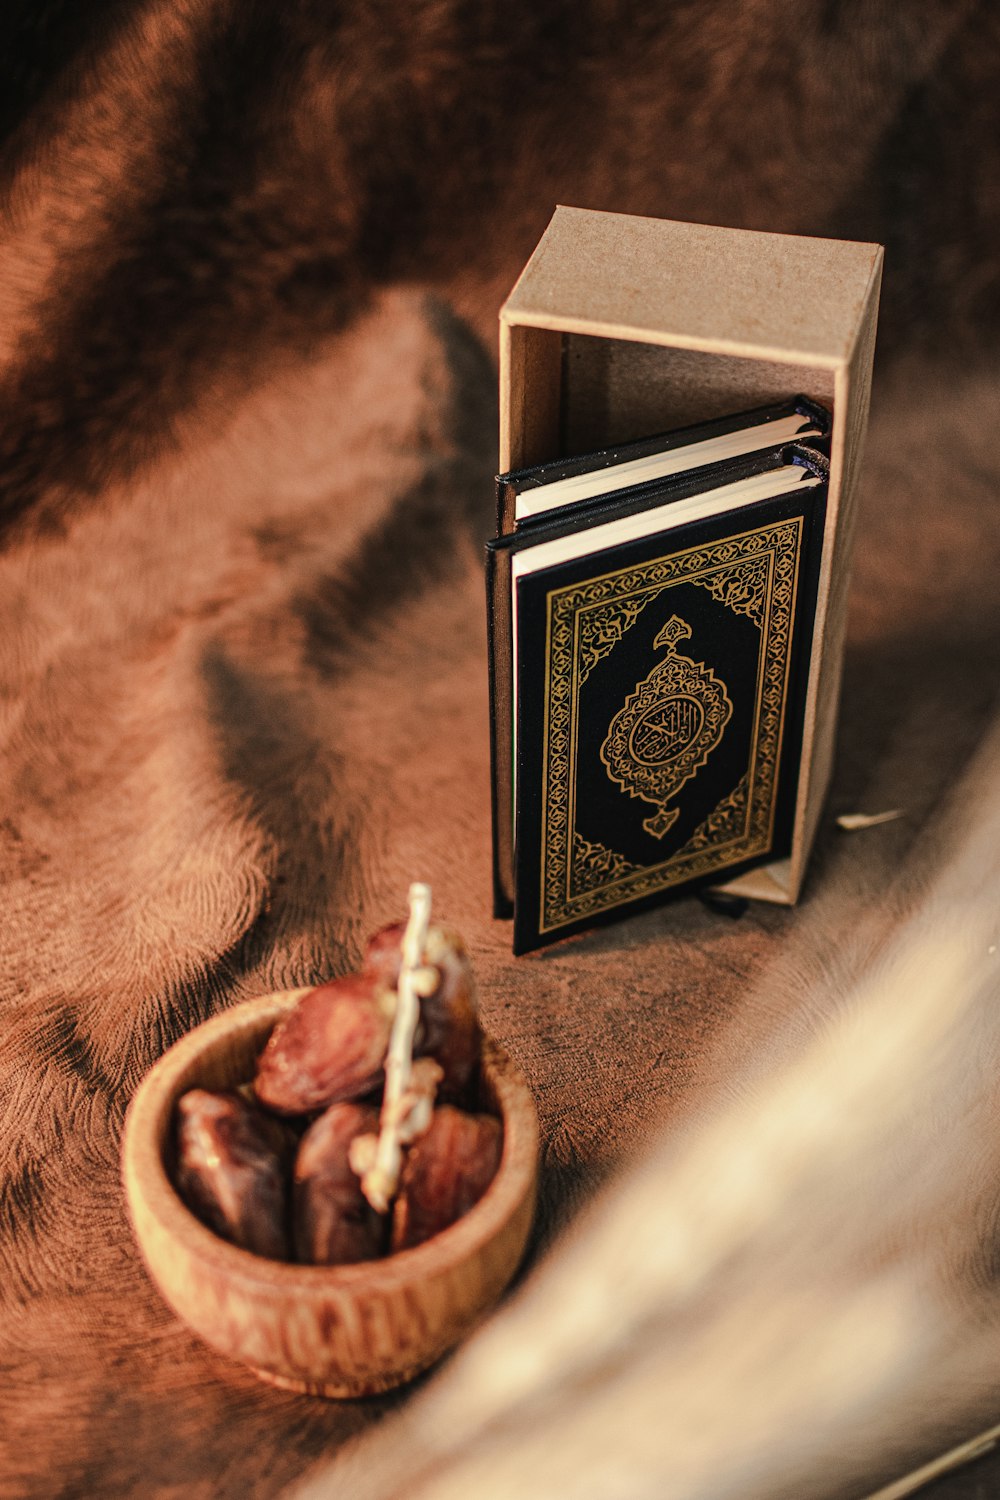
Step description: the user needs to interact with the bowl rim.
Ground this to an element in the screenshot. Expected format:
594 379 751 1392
122 989 539 1295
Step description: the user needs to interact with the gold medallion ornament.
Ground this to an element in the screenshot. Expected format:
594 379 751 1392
600 615 733 838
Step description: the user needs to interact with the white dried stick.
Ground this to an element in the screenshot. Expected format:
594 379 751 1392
359 882 434 1213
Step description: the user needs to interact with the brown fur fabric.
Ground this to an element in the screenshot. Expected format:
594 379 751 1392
0 3 998 1496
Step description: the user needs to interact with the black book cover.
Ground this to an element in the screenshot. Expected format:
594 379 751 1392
488 445 829 953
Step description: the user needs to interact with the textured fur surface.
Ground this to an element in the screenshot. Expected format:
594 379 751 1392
0 3 998 1496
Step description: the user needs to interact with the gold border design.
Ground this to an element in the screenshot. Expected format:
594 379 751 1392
688 554 770 626
578 596 653 683
570 831 642 892
539 518 803 933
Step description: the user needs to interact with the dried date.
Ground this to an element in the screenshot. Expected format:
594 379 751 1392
293 1103 384 1265
254 974 393 1115
175 1088 293 1259
391 1105 502 1252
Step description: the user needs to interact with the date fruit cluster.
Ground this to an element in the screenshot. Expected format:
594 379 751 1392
173 923 503 1264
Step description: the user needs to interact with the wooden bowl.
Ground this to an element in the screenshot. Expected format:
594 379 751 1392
121 990 538 1397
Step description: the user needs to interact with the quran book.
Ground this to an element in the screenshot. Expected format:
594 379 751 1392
487 430 830 954
496 394 830 532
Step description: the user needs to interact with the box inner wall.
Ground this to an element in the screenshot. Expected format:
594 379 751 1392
503 325 836 469
561 335 835 455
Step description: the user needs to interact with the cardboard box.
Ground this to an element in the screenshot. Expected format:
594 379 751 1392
499 206 883 903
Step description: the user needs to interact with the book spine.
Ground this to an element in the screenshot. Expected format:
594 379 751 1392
495 477 516 536
485 542 514 919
